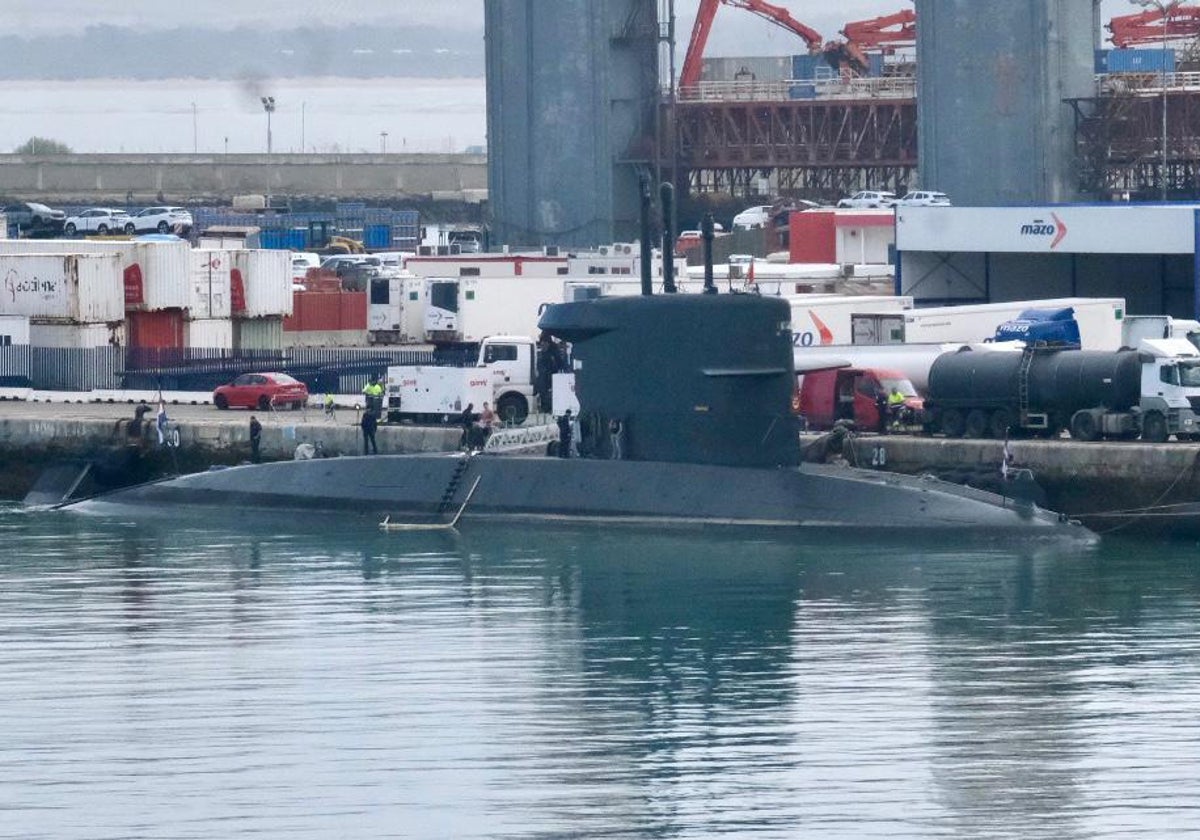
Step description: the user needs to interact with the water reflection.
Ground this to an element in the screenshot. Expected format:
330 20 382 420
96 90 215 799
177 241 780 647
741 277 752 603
2 509 1198 838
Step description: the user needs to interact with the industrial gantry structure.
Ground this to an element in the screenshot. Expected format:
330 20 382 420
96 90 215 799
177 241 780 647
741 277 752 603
661 0 918 200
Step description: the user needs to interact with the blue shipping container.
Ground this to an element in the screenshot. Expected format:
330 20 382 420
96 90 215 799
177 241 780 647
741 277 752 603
259 229 307 250
1096 48 1176 74
788 83 817 100
363 224 392 249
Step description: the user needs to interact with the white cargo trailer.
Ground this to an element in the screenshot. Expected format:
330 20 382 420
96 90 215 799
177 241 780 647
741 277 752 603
189 250 232 319
1121 315 1200 352
0 252 125 322
230 249 293 317
853 297 1127 350
0 239 191 310
789 295 913 348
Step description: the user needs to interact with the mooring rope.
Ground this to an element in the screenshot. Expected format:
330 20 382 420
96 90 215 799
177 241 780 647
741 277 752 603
1092 448 1200 535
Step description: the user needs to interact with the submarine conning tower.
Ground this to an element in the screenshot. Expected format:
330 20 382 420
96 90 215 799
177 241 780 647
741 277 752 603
538 293 799 468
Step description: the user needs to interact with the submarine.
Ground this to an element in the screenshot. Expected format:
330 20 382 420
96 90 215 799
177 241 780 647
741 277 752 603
63 185 1091 539
67 293 1087 536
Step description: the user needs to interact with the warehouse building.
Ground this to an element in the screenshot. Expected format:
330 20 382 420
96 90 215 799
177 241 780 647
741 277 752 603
896 205 1200 318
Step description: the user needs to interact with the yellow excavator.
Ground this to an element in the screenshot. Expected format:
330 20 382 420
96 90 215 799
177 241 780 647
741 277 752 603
319 235 366 255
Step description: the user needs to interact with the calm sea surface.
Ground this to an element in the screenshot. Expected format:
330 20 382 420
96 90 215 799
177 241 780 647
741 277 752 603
2 504 1199 839
0 77 487 155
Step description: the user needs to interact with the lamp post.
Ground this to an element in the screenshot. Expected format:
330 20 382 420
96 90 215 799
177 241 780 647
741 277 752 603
301 101 306 153
190 101 197 153
1136 0 1178 200
380 131 388 153
261 95 276 206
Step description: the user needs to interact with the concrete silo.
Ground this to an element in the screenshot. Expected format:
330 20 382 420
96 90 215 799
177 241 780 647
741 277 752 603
915 0 1095 205
484 0 659 247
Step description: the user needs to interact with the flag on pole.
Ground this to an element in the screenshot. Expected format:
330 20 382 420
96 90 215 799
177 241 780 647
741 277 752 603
746 258 755 286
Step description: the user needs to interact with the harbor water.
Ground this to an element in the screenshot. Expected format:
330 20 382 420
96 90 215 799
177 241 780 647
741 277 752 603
2 505 1199 838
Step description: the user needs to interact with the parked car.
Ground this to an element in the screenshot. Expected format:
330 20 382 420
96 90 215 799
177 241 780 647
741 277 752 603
131 205 193 234
212 372 309 411
836 191 897 209
64 207 135 235
3 201 66 236
731 205 773 230
894 190 952 207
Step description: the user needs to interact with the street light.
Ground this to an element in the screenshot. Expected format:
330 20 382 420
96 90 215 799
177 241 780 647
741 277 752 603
260 95 276 154
381 131 388 153
190 101 197 153
261 95 276 206
1135 0 1178 200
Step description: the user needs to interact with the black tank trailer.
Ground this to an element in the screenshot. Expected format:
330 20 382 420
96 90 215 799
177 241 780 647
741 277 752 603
64 293 1090 538
926 347 1152 440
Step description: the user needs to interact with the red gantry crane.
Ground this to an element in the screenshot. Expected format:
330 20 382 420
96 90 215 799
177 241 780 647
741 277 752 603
841 8 916 55
679 0 869 92
1108 4 1200 48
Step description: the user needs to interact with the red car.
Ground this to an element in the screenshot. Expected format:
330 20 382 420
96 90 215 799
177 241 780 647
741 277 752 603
213 372 309 411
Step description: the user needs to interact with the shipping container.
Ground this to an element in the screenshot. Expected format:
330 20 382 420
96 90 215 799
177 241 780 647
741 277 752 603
363 224 392 250
701 55 791 83
233 316 284 352
0 314 31 345
127 308 185 349
29 322 125 348
284 291 368 333
0 252 125 322
0 238 191 310
185 318 234 350
259 229 308 250
189 249 232 319
1096 48 1176 74
230 249 292 317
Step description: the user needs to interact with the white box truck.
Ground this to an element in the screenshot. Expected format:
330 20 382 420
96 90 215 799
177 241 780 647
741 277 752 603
386 335 539 424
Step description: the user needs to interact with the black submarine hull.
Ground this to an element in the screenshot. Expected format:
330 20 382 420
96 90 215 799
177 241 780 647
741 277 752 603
69 453 1091 536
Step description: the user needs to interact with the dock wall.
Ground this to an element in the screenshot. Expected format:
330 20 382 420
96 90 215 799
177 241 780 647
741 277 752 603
846 435 1200 527
0 153 488 204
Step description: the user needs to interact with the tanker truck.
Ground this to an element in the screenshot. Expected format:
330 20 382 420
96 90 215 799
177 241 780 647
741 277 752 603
924 338 1200 442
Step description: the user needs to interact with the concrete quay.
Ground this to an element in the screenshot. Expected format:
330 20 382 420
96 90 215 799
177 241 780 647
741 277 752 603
842 434 1200 534
0 395 460 500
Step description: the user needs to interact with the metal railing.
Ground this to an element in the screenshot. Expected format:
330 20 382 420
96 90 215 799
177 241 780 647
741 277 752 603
1095 71 1200 94
674 75 916 103
0 344 445 394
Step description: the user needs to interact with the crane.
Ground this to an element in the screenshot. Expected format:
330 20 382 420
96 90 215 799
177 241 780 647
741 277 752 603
841 9 916 55
1108 4 1200 49
679 0 867 92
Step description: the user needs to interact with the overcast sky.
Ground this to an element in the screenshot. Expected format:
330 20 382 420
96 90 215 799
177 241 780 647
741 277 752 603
8 1 1132 32
5 1 1138 46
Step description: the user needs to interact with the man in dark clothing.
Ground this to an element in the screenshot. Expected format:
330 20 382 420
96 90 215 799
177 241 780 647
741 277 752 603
459 403 476 451
556 409 573 458
361 409 378 455
249 415 262 462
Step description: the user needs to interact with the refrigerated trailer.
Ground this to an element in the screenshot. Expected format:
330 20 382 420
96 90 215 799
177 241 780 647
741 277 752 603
852 298 1127 350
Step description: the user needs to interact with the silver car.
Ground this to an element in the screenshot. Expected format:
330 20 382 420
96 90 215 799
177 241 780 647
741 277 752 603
64 207 135 235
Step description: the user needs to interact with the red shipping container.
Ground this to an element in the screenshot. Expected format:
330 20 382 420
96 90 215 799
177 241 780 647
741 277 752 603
127 308 184 348
339 291 367 330
790 212 837 263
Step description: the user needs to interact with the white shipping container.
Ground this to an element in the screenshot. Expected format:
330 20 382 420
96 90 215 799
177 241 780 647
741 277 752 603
29 322 125 348
0 239 191 310
0 314 30 345
231 249 293 317
0 253 125 322
185 318 234 350
189 249 232 320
